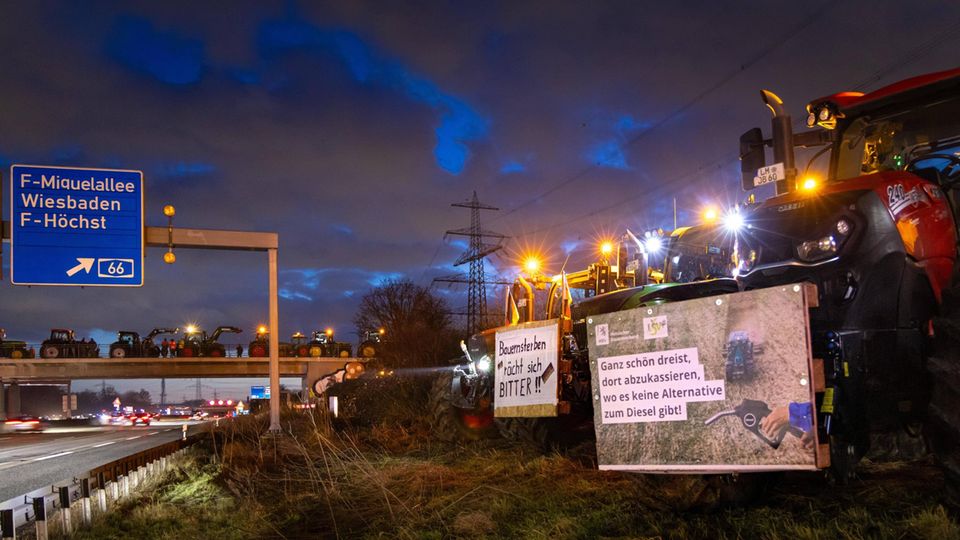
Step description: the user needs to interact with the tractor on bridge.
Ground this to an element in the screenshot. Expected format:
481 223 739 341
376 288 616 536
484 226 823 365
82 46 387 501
39 329 99 358
0 329 34 359
248 325 294 357
177 325 242 357
109 328 179 358
309 328 352 357
357 328 384 358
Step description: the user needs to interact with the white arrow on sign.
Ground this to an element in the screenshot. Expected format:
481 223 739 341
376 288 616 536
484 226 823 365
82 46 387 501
66 258 95 277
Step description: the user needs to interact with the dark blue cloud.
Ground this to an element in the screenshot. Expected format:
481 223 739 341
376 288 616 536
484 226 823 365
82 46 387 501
106 16 204 85
159 162 217 178
257 17 487 175
500 160 526 174
584 113 651 170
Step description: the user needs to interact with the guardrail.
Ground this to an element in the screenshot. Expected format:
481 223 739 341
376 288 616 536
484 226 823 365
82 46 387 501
0 431 206 539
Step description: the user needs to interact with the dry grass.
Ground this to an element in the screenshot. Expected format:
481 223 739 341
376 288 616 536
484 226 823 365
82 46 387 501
70 378 960 539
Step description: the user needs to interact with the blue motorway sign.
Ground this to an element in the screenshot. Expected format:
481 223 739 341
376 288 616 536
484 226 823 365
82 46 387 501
10 164 144 286
250 386 270 399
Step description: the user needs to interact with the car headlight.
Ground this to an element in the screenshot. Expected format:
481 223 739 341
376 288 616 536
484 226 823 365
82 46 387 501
475 357 491 372
796 219 853 262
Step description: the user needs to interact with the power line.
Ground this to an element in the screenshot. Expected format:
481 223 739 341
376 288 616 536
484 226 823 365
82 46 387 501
491 0 842 223
508 13 960 244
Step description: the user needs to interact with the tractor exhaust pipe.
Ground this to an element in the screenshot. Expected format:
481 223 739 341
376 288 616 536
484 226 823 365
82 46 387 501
761 90 797 195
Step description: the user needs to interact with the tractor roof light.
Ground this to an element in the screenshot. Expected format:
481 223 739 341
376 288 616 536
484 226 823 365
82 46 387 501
644 236 663 254
257 325 268 334
702 207 719 224
723 210 745 232
185 324 198 334
523 256 541 275
325 328 333 336
600 241 613 257
800 176 819 192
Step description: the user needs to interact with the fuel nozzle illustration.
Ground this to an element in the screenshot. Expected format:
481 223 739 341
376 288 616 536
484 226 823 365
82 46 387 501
704 399 804 449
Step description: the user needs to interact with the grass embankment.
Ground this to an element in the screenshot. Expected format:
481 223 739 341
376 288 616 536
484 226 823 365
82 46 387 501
71 447 268 540
78 378 960 539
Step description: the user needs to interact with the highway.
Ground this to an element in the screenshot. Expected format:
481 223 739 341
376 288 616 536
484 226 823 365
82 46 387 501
0 420 208 504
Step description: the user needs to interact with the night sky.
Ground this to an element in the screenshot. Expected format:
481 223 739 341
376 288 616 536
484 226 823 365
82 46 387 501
1 1 959 398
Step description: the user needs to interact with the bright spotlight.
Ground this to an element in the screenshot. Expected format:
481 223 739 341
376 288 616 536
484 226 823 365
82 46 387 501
476 357 492 372
523 256 541 274
600 241 613 256
703 207 719 223
644 236 663 254
723 211 745 232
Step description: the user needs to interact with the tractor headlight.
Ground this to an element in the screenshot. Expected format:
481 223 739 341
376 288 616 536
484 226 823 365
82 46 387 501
795 217 854 262
797 235 837 261
475 357 492 372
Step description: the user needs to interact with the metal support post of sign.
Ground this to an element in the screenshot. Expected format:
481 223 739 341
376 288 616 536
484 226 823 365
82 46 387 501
269 247 280 432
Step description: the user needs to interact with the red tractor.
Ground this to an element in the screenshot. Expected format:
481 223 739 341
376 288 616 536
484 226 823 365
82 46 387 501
247 326 293 357
440 67 960 491
40 329 99 358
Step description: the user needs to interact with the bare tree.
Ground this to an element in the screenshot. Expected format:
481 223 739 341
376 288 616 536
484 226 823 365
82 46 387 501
354 279 460 367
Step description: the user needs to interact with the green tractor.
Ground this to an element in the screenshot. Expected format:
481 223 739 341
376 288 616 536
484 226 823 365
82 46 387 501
0 329 33 359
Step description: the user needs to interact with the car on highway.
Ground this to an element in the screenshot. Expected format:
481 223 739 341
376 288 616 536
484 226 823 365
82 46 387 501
2 415 46 433
127 412 152 426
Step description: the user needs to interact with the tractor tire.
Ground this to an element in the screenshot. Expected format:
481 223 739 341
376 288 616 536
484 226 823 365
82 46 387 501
926 284 960 501
10 350 22 359
297 346 309 357
41 346 59 359
181 348 194 358
111 347 126 359
494 417 551 450
360 345 377 358
310 346 323 358
428 370 494 442
250 344 267 357
210 349 223 357
339 349 350 358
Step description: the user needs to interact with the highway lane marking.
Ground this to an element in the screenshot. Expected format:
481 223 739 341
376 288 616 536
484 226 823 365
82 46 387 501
147 432 160 436
32 451 73 462
125 436 142 440
92 441 116 448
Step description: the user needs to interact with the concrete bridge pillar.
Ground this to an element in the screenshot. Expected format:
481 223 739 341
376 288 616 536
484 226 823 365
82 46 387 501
0 380 5 419
5 382 20 417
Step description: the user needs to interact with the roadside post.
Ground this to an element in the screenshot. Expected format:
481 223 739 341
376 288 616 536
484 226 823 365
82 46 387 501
57 486 71 536
1 508 14 540
79 478 91 526
31 497 46 540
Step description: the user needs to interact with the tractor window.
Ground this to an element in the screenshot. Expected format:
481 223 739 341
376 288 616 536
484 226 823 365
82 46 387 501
836 95 960 180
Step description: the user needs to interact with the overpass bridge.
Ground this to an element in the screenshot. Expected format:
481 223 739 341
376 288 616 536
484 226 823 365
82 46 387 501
0 356 364 417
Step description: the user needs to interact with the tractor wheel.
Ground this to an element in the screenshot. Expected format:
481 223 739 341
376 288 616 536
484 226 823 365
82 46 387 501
494 417 551 450
10 350 22 359
339 349 350 358
111 347 126 359
428 370 494 442
181 347 194 358
210 349 223 357
250 344 267 357
310 346 323 358
41 346 59 359
360 345 377 358
297 346 309 357
926 284 960 501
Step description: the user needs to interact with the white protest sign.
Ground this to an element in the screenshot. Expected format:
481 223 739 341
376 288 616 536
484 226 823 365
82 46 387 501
494 321 559 416
596 347 725 424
